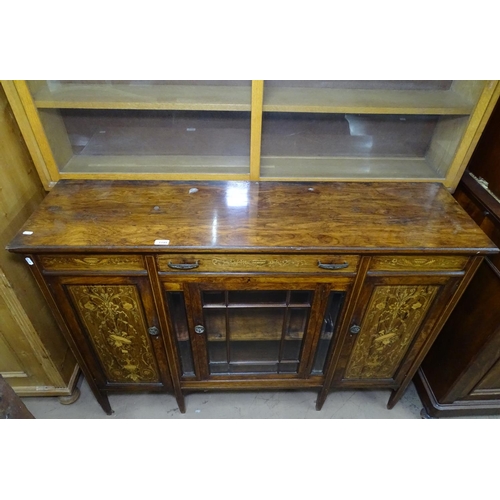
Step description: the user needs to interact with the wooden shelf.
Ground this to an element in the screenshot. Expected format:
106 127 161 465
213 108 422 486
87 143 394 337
263 87 475 115
60 155 250 179
260 157 443 181
32 83 252 111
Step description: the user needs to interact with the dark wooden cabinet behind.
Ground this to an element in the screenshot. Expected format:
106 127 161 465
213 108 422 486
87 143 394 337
7 180 497 415
415 99 500 418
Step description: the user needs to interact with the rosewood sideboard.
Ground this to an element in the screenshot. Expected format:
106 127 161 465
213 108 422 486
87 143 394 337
7 180 497 414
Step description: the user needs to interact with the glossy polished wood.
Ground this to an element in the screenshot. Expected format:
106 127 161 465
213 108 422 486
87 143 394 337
8 180 496 254
8 181 498 415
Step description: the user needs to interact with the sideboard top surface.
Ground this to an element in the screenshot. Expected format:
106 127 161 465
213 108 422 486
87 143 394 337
7 180 498 254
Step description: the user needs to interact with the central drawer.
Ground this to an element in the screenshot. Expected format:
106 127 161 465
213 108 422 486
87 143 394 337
156 253 359 273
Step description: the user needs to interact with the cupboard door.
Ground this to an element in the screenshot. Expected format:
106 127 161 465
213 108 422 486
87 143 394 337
335 275 458 387
187 281 348 379
47 275 173 391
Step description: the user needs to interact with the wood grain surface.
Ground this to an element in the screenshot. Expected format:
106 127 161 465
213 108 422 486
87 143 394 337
8 180 497 254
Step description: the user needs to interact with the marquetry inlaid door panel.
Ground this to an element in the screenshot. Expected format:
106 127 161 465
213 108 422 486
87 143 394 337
333 275 457 387
46 276 173 392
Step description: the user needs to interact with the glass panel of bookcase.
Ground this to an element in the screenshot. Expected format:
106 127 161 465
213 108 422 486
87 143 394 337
261 80 483 181
27 80 252 176
204 290 312 375
260 112 468 180
311 292 345 375
166 292 195 377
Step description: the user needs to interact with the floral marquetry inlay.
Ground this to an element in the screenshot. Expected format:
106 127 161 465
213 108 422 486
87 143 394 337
211 258 308 268
371 256 468 271
345 285 438 380
40 255 144 271
68 285 159 383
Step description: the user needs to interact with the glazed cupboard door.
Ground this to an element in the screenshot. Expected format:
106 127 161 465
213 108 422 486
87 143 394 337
46 275 173 392
165 280 348 381
333 275 461 389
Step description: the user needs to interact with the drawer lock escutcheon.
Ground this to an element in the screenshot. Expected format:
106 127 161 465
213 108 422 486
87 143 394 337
194 325 205 335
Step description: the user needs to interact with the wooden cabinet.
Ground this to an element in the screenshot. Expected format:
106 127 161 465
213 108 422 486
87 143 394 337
0 83 79 400
2 80 499 190
414 98 500 416
7 180 496 414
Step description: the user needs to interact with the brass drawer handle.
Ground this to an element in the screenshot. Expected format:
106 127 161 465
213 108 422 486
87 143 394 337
317 261 349 270
167 261 199 270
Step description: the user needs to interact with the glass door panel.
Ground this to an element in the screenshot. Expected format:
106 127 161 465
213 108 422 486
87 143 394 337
165 292 195 378
202 290 313 376
311 292 345 375
261 80 486 181
26 80 252 177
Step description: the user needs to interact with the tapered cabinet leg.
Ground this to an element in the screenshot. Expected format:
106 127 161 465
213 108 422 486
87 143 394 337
96 391 113 415
176 393 186 414
387 387 406 409
316 388 328 411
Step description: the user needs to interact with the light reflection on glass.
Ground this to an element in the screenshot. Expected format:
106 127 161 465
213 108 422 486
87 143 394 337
211 215 218 245
225 184 249 207
345 114 374 153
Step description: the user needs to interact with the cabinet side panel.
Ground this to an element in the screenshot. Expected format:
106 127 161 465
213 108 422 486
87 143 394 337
421 261 500 402
425 116 469 178
473 355 500 393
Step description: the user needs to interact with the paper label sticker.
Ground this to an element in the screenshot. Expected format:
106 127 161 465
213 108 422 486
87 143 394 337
25 257 34 266
23 231 34 235
154 239 170 245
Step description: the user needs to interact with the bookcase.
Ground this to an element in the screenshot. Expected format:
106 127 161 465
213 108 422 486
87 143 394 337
2 80 498 190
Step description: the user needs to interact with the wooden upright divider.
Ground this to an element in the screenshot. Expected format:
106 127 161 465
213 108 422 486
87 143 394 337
250 80 264 181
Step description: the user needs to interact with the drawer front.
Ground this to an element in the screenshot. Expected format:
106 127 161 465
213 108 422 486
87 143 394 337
157 254 359 273
370 255 469 272
39 254 145 272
